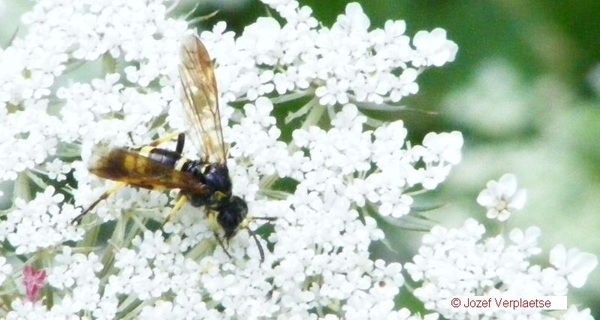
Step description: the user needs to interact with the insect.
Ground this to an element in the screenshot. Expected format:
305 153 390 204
73 34 273 261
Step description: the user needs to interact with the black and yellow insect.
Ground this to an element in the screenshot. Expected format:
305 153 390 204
73 34 272 261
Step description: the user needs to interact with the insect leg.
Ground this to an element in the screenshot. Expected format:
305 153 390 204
147 131 184 148
250 216 277 222
127 132 136 145
72 181 127 224
174 133 185 154
163 193 188 224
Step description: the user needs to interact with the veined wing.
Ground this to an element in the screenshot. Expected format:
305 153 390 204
89 147 209 196
179 34 227 164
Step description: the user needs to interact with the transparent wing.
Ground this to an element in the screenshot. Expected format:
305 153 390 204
179 34 227 163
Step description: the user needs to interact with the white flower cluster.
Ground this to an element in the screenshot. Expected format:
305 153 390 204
198 1 457 107
292 105 463 219
405 219 597 319
0 0 187 182
8 247 111 320
0 0 461 317
0 187 83 254
405 175 597 319
3 0 594 319
152 99 462 319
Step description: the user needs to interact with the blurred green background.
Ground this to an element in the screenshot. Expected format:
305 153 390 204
2 0 598 317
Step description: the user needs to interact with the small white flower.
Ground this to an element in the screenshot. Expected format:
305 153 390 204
44 158 71 181
0 256 12 285
390 68 419 102
420 131 464 165
47 246 103 312
412 28 458 68
334 2 371 35
561 306 594 320
509 226 542 256
139 300 174 320
549 244 598 288
92 296 119 320
7 299 50 319
49 294 84 317
419 164 452 190
477 173 527 221
315 78 350 106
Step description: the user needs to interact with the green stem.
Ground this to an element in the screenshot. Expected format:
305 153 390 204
270 89 315 104
117 295 143 316
124 213 147 245
14 172 31 202
102 53 117 75
186 239 214 260
81 221 100 249
299 98 326 131
98 215 128 280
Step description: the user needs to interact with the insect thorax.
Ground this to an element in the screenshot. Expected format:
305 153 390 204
181 161 248 239
181 160 232 205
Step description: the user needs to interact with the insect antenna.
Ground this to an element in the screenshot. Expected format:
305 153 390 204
246 216 277 263
214 232 233 260
247 228 265 263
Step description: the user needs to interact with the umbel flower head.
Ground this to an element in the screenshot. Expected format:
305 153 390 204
0 0 595 319
405 175 597 319
405 219 597 319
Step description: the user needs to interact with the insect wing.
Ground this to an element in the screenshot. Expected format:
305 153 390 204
179 34 227 164
89 147 208 195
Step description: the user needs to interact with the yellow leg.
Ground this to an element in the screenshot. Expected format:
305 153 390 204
164 194 188 224
149 132 185 154
148 131 183 147
72 182 127 224
130 132 184 153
